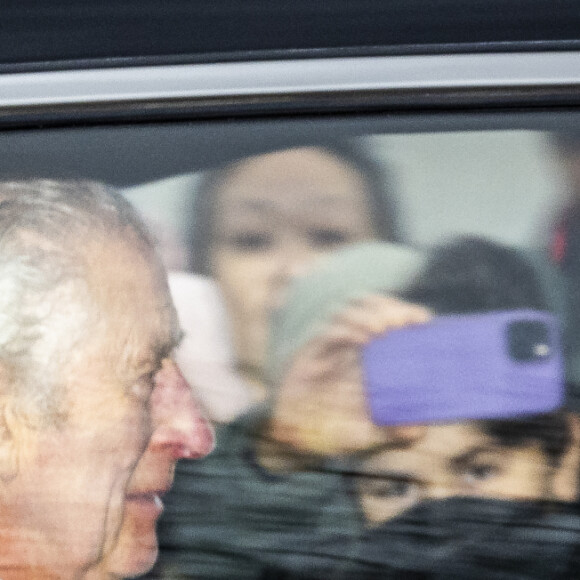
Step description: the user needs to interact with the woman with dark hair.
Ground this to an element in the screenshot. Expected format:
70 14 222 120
187 141 399 404
190 141 400 274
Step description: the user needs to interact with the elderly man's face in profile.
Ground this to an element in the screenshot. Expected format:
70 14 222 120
0 230 181 578
87 361 214 579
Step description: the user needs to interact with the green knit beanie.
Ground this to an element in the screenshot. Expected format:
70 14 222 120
266 242 426 389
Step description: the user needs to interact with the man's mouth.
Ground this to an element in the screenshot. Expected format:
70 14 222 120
125 491 166 516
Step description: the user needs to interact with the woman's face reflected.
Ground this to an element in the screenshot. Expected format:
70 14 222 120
210 147 377 393
357 423 552 526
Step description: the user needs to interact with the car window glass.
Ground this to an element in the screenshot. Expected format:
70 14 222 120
3 116 580 578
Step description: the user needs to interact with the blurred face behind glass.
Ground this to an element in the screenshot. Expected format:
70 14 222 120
0 231 181 578
209 147 378 394
357 423 553 526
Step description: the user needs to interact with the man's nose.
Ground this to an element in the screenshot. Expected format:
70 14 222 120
150 359 215 460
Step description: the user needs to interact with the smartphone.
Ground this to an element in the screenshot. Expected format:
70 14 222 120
362 309 564 425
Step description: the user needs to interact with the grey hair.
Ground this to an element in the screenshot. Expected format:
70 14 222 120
0 180 157 425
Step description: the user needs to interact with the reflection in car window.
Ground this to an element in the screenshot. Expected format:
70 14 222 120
3 121 580 578
131 130 579 579
123 129 577 579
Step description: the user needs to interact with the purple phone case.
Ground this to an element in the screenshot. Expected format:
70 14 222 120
362 309 564 425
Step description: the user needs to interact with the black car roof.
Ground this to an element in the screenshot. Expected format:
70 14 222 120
2 0 580 71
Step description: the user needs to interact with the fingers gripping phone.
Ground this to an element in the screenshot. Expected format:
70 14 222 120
362 310 564 425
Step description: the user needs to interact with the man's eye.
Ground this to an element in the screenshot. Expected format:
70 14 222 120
130 371 156 403
309 228 348 247
231 232 272 251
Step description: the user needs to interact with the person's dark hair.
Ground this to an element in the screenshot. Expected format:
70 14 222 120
402 236 569 466
482 413 570 467
401 236 548 314
189 140 400 275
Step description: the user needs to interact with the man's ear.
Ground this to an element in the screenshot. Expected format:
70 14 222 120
0 364 39 483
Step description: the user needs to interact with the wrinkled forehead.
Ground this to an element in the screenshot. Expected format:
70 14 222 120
79 228 181 365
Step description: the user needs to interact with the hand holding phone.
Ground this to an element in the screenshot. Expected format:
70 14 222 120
268 295 431 455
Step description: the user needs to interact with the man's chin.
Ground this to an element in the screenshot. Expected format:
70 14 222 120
107 536 159 579
122 545 159 578
107 501 160 578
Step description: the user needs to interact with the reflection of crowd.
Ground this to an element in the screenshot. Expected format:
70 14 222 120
146 141 580 579
154 232 580 579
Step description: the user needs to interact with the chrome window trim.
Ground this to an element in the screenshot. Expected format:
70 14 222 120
1 52 580 109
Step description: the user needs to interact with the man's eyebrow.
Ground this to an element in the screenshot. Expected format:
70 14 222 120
153 326 184 365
